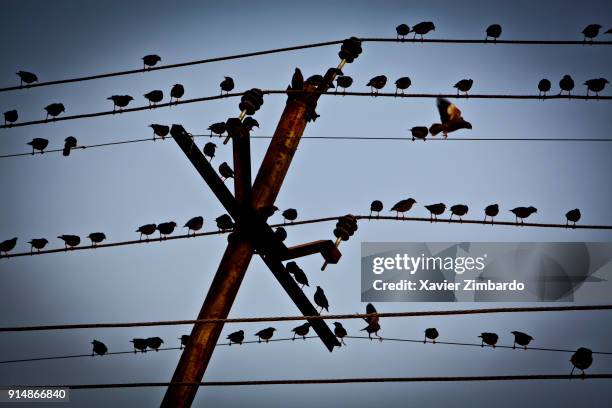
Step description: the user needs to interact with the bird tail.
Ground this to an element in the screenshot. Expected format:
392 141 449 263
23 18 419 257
429 124 443 136
62 147 71 157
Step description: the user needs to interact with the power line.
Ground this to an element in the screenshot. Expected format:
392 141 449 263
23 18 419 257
1 304 610 332
1 215 611 260
2 90 610 130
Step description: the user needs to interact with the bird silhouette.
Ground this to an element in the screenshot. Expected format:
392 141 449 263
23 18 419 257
314 286 329 312
305 74 334 90
63 136 77 156
429 98 472 138
370 200 383 217
157 222 177 238
391 198 417 218
361 321 382 341
145 337 164 351
242 117 259 132
510 206 537 225
538 79 551 98
91 340 108 356
396 24 410 39
364 303 379 325
144 90 163 106
136 224 157 240
584 78 609 97
258 205 279 219
219 162 234 181
291 68 304 91
565 209 581 227
484 204 499 223
17 70 38 86
203 142 217 161
282 208 298 223
87 232 106 247
424 328 439 344
0 238 18 255
410 126 428 141
292 323 310 340
274 227 287 242
227 330 245 345
130 338 148 353
107 95 133 111
208 122 226 138
149 124 170 140
215 214 235 231
333 322 348 345
366 75 387 95
142 54 161 69
184 216 204 236
254 327 276 343
454 79 473 96
410 22 435 39
27 138 48 154
395 77 412 94
479 332 498 348
559 75 575 96
58 235 80 249
3 110 18 125
335 75 353 94
570 347 593 376
179 335 190 349
425 203 446 222
28 238 48 253
582 24 602 42
220 77 235 95
286 261 309 288
170 84 185 103
485 24 502 41
511 331 533 350
450 204 469 222
44 103 65 120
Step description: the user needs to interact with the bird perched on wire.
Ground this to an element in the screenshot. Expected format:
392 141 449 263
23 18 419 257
184 216 204 236
410 126 428 141
91 340 108 356
424 328 439 344
396 23 410 39
559 75 574 96
27 138 49 155
149 124 170 140
410 22 435 39
282 208 298 223
454 79 473 96
584 78 609 97
44 103 65 120
370 200 383 217
291 67 304 91
130 338 148 353
242 117 259 132
484 204 499 223
361 321 382 341
87 232 106 247
565 209 581 227
366 75 387 95
258 205 279 219
292 323 311 340
286 261 309 288
0 238 18 255
203 142 217 161
28 238 48 253
511 331 533 350
314 286 329 312
570 347 593 376
145 337 164 351
157 222 177 238
582 24 602 42
215 214 235 231
395 77 412 94
144 90 163 106
429 98 472 138
391 198 417 218
255 327 276 343
305 74 335 90
227 330 244 345
179 335 190 349
58 235 80 249
538 79 551 98
17 70 38 86
510 206 537 225
274 227 287 242
364 303 379 325
335 75 353 94
485 24 502 41
220 76 235 95
142 54 161 69
107 95 133 111
334 322 347 345
63 136 77 156
219 162 234 181
425 203 446 222
479 332 498 348
450 204 469 222
170 84 184 103
4 110 18 125
136 224 157 240
208 122 226 138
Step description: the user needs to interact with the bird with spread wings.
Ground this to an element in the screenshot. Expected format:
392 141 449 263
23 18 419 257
429 98 472 139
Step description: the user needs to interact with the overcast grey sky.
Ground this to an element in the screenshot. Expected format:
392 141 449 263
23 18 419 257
1 0 612 407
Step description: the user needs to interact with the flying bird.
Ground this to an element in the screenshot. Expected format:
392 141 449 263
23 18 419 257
17 70 38 86
227 330 244 345
27 138 49 154
142 54 161 69
44 103 65 119
565 208 581 227
219 162 234 181
559 75 574 96
391 198 417 218
179 335 190 349
291 68 304 91
208 122 226 138
242 117 259 132
254 327 276 343
584 78 609 97
157 222 177 238
286 261 309 288
361 321 382 341
370 200 383 217
485 24 502 41
130 338 148 353
203 142 217 161
484 204 499 223
220 76 235 95
479 332 499 348
314 286 329 312
282 208 298 223
145 337 164 351
364 303 379 325
28 238 48 253
396 24 410 39
582 24 602 42
63 136 77 156
510 206 537 224
333 322 348 345
58 235 80 248
91 340 108 356
425 203 446 221
144 90 163 106
87 232 106 246
149 124 170 140
511 331 533 350
538 79 551 98
292 323 310 340
449 204 469 222
429 98 472 138
395 77 412 94
366 75 387 95
4 110 18 125
136 224 157 240
424 328 439 344
215 214 235 231
170 84 185 103
570 347 593 376
184 216 204 235
0 238 18 255
410 126 428 141
410 21 435 39
107 95 133 111
335 75 353 94
454 79 473 96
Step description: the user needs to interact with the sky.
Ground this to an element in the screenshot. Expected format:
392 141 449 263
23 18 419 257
1 0 612 406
